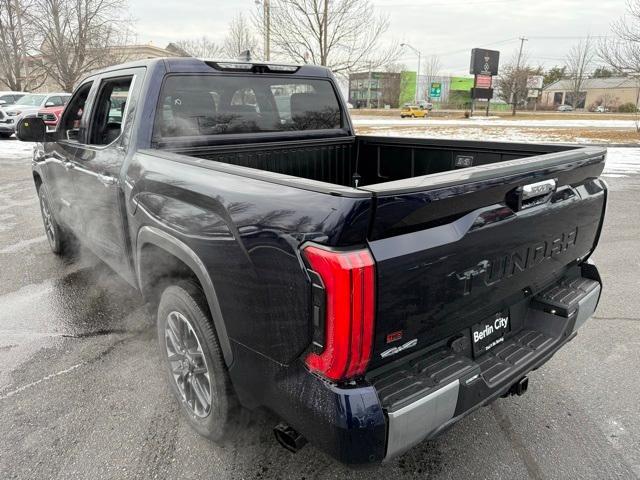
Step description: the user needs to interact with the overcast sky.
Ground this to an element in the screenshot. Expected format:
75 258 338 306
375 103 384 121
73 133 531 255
128 0 627 75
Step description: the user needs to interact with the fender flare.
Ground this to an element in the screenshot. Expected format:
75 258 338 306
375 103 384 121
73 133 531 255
136 226 233 366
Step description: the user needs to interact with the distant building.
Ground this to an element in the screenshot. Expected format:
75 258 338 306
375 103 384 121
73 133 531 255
542 77 640 110
25 43 184 93
348 71 401 108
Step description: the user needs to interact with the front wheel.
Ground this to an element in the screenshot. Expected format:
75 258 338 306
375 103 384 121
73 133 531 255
0 132 12 138
157 281 240 441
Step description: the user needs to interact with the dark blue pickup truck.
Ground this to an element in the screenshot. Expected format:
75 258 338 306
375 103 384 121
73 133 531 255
17 57 606 464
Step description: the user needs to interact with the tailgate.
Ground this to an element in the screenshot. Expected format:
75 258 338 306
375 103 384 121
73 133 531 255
361 146 607 369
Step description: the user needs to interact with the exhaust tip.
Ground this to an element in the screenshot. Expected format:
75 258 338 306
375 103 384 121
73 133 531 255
273 422 307 453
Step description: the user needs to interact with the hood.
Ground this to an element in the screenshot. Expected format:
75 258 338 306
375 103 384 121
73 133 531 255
38 105 65 115
3 105 39 115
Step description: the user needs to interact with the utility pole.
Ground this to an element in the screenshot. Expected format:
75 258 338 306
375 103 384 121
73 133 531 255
256 0 271 61
511 36 527 116
265 0 271 61
401 43 422 104
367 63 372 109
416 50 421 104
322 0 328 65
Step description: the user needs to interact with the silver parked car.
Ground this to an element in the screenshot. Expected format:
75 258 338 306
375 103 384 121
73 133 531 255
0 92 70 137
557 104 574 112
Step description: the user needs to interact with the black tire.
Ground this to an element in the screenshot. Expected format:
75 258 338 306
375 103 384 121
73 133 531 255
157 280 239 441
37 185 68 255
0 132 12 139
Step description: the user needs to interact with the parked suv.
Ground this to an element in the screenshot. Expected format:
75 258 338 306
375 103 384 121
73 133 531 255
37 103 69 131
0 92 70 137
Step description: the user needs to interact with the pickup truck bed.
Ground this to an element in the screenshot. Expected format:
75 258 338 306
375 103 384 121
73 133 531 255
21 57 607 466
160 135 582 188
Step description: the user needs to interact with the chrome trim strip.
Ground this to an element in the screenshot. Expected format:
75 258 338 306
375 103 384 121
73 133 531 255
384 380 459 461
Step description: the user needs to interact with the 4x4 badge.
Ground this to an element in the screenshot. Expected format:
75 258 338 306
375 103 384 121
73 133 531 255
380 339 418 359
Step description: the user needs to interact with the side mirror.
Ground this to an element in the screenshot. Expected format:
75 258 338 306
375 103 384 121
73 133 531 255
16 117 46 142
45 101 55 107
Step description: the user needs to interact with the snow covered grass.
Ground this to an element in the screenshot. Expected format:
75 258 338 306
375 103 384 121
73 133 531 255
353 117 640 129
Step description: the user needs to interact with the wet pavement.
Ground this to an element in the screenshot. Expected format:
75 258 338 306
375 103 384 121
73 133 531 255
1 138 639 479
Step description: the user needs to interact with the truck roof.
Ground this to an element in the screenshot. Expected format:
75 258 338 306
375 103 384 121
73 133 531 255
86 57 333 79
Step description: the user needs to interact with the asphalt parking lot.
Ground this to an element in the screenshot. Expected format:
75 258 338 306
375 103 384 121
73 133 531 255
1 139 639 479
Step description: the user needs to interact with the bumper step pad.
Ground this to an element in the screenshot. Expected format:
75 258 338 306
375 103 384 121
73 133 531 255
534 277 600 317
475 329 553 386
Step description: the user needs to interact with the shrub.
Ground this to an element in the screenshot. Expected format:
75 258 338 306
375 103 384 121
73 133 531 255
618 102 638 113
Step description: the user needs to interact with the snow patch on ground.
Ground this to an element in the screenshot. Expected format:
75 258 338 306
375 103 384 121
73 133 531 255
604 148 640 177
0 139 34 158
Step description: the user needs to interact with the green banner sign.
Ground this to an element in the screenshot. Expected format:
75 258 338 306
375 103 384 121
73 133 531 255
430 82 442 98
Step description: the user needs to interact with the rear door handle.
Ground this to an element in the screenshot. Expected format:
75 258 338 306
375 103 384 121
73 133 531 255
98 174 118 186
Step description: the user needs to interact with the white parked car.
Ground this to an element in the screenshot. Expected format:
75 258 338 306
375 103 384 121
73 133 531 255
557 104 574 112
0 92 70 138
0 91 27 108
595 105 609 113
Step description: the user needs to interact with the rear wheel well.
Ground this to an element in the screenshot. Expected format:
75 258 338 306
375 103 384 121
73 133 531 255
139 243 201 309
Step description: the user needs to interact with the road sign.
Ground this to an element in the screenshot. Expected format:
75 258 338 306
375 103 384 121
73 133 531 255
475 74 492 89
527 89 540 98
527 75 544 89
470 49 500 76
471 87 494 100
430 82 442 98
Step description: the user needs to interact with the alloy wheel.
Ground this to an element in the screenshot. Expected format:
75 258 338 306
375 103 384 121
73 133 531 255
165 311 213 417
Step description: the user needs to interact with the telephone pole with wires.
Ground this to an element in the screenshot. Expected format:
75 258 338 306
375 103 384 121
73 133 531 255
511 36 528 116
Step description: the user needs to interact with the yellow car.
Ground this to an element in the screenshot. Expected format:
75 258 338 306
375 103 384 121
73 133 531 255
400 105 428 118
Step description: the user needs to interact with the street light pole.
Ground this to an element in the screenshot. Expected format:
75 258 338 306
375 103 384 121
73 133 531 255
401 43 422 104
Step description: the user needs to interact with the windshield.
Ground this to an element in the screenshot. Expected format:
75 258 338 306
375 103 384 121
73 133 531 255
15 94 46 106
155 75 342 138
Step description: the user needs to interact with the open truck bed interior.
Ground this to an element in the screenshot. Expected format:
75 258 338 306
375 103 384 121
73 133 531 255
159 135 584 189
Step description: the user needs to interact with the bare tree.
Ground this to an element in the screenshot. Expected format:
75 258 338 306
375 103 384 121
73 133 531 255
256 0 400 76
564 36 595 109
599 0 640 73
223 13 259 59
384 62 406 73
422 55 441 100
496 50 541 111
174 36 224 58
28 0 133 92
0 0 41 90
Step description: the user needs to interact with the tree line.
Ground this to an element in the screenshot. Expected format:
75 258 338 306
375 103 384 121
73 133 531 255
0 0 400 92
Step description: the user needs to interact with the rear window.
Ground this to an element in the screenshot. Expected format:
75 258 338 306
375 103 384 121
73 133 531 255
155 75 342 138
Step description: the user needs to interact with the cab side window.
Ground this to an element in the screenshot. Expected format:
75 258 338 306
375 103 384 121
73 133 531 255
59 82 93 142
89 76 133 146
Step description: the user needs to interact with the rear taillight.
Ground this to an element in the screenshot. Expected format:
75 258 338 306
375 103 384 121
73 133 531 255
302 245 375 382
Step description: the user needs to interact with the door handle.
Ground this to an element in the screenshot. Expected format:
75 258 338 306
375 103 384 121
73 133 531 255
98 174 118 186
64 161 75 170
